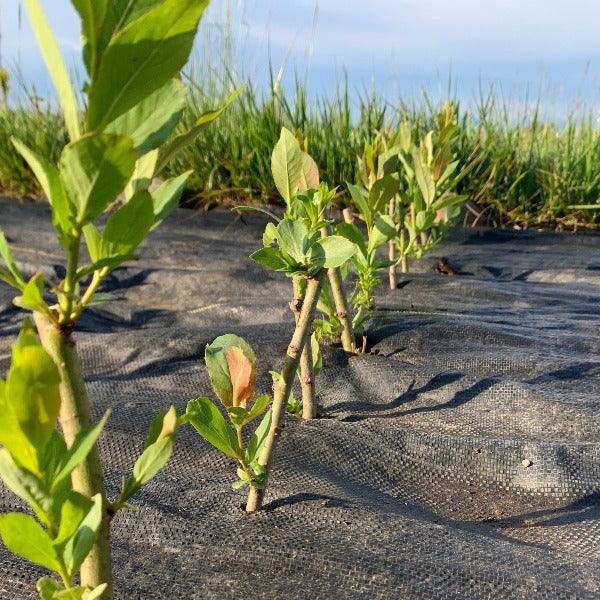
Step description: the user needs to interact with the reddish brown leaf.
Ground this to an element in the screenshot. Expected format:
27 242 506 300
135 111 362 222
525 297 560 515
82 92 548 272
226 347 256 408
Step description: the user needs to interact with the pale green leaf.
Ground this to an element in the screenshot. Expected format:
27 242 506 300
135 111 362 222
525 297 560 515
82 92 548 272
11 138 73 241
63 493 102 575
276 219 309 263
413 151 436 206
121 437 173 501
125 150 159 200
87 0 209 130
24 0 80 141
310 235 356 269
52 411 110 493
105 79 186 155
59 133 137 225
271 127 304 204
0 228 25 289
368 214 397 253
246 410 271 463
151 171 192 226
0 512 60 572
13 273 49 315
156 86 242 172
101 191 155 256
0 449 52 517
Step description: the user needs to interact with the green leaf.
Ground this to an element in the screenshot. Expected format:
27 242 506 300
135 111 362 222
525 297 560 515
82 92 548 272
24 0 80 141
13 273 49 314
204 334 256 408
143 406 178 450
82 223 102 262
36 577 63 600
11 138 73 243
246 409 272 463
60 133 137 225
63 493 102 575
335 222 368 258
151 171 192 227
347 183 372 227
0 449 52 518
6 337 61 454
52 587 86 600
368 175 399 214
87 584 109 600
87 0 209 131
0 228 25 289
413 151 436 206
156 86 243 172
311 333 323 376
52 411 110 493
240 394 270 427
416 210 436 232
53 491 91 548
262 221 279 245
101 191 155 256
368 214 397 253
310 235 356 269
299 152 320 190
105 78 187 155
99 0 165 51
233 206 281 225
122 438 173 501
39 431 68 491
271 127 304 204
125 150 159 200
70 0 108 78
0 512 60 572
186 397 241 460
250 248 289 272
277 219 309 263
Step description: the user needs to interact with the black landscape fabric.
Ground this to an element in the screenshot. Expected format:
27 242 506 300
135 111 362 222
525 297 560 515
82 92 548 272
0 198 598 599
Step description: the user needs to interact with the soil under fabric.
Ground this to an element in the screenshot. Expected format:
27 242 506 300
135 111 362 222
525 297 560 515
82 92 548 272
0 198 599 599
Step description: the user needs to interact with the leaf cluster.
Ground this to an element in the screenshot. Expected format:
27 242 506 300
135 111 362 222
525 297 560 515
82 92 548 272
186 335 272 492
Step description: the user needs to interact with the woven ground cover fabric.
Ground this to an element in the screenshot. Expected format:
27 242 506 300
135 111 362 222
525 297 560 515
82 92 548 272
0 198 598 599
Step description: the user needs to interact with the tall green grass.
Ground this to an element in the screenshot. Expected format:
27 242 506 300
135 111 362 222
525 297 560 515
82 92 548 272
1 69 599 229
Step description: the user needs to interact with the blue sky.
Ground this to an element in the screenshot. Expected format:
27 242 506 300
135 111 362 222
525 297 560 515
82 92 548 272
3 0 600 115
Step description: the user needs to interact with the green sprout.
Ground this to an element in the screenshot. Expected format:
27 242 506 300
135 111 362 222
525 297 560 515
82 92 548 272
186 335 272 498
390 104 475 279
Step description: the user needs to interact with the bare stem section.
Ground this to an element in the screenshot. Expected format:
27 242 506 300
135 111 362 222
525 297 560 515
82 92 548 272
33 313 113 598
299 337 315 420
388 198 397 290
246 272 325 512
291 279 316 420
320 227 355 353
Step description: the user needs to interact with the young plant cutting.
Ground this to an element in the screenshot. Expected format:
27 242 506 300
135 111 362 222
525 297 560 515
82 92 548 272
247 128 356 509
339 154 399 337
0 0 230 597
186 335 272 500
243 128 357 418
388 105 474 281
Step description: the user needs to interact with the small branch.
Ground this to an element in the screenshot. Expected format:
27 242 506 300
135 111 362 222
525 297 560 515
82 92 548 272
246 271 325 513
